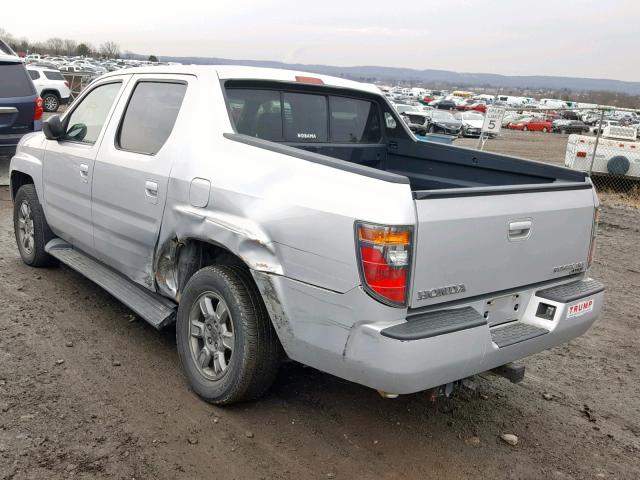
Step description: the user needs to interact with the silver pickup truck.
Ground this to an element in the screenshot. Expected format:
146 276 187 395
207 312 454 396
10 66 604 404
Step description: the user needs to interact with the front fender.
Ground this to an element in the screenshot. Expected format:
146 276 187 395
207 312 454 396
9 133 46 201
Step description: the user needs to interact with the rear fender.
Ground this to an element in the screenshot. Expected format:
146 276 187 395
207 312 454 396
154 204 282 300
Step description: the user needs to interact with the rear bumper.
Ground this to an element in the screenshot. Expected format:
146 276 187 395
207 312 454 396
253 272 604 394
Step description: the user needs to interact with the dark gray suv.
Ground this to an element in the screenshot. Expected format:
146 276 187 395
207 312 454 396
0 40 42 155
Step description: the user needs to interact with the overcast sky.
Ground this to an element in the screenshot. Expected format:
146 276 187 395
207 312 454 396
3 0 640 81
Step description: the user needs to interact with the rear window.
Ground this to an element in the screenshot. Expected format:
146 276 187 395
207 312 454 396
0 63 36 97
28 70 40 80
282 92 327 142
330 96 381 143
226 88 381 143
44 70 65 81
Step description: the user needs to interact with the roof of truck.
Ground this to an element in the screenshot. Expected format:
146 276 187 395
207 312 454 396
101 65 381 95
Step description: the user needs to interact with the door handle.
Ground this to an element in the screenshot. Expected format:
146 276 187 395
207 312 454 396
79 163 89 182
508 220 532 240
145 181 159 204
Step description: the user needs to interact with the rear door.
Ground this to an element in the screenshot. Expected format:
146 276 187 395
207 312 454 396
90 74 189 288
0 61 37 143
409 187 595 309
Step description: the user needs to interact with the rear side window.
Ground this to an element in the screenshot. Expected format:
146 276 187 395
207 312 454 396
28 70 40 80
118 81 187 155
44 70 65 81
0 63 36 97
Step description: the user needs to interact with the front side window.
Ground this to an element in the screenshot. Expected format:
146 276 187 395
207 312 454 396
117 81 187 155
63 82 121 144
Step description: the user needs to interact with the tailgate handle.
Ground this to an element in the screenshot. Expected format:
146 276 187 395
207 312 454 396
509 220 532 240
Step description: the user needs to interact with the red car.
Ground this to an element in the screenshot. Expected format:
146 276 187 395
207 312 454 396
466 103 487 113
507 117 552 132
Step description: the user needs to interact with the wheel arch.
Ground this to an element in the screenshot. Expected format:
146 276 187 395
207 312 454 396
10 170 35 202
40 89 61 99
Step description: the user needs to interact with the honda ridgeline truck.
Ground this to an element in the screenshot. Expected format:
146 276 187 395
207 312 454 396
9 66 604 404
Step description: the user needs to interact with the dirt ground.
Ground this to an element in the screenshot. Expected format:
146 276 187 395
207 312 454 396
1 130 640 480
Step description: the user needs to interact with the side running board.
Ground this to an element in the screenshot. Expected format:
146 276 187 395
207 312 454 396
45 239 176 329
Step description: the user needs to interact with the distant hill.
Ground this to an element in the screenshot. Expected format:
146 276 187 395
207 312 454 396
155 55 640 95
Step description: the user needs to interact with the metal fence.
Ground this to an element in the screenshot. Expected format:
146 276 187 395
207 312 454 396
474 105 640 201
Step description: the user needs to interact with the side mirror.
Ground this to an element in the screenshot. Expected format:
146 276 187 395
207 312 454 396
43 115 64 140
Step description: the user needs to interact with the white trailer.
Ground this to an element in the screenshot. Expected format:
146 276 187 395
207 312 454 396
565 125 640 179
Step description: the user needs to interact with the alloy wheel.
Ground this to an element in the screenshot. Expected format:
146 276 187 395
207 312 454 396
17 200 35 256
188 292 235 381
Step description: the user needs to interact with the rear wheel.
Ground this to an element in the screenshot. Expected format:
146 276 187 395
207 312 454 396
176 266 280 404
42 93 60 112
542 127 549 133
13 184 56 267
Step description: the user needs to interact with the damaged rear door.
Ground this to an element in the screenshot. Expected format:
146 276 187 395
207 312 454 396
90 75 188 288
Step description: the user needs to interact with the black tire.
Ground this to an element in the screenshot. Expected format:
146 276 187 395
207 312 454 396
176 265 280 404
13 184 56 267
542 127 549 133
42 93 60 112
523 126 528 131
427 124 435 134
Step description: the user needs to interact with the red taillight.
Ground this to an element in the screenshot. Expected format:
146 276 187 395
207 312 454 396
295 75 324 84
34 96 43 121
357 223 412 306
576 151 587 158
64 81 69 88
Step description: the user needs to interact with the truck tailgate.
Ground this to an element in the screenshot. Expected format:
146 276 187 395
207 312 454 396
410 185 595 308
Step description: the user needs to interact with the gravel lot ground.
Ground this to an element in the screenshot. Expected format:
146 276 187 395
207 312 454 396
1 126 639 480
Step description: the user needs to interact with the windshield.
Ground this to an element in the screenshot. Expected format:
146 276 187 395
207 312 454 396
463 113 483 120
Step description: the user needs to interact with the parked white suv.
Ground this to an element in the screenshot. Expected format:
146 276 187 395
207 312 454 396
26 66 71 112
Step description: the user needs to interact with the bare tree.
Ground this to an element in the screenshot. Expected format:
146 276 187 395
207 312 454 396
99 41 120 59
62 38 77 56
46 37 64 55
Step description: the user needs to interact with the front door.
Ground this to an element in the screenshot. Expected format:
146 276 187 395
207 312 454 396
43 80 126 254
90 75 189 289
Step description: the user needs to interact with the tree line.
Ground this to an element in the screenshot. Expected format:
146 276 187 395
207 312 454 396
1 28 121 58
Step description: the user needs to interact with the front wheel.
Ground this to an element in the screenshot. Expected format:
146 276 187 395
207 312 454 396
542 127 548 133
176 266 281 404
13 184 56 267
